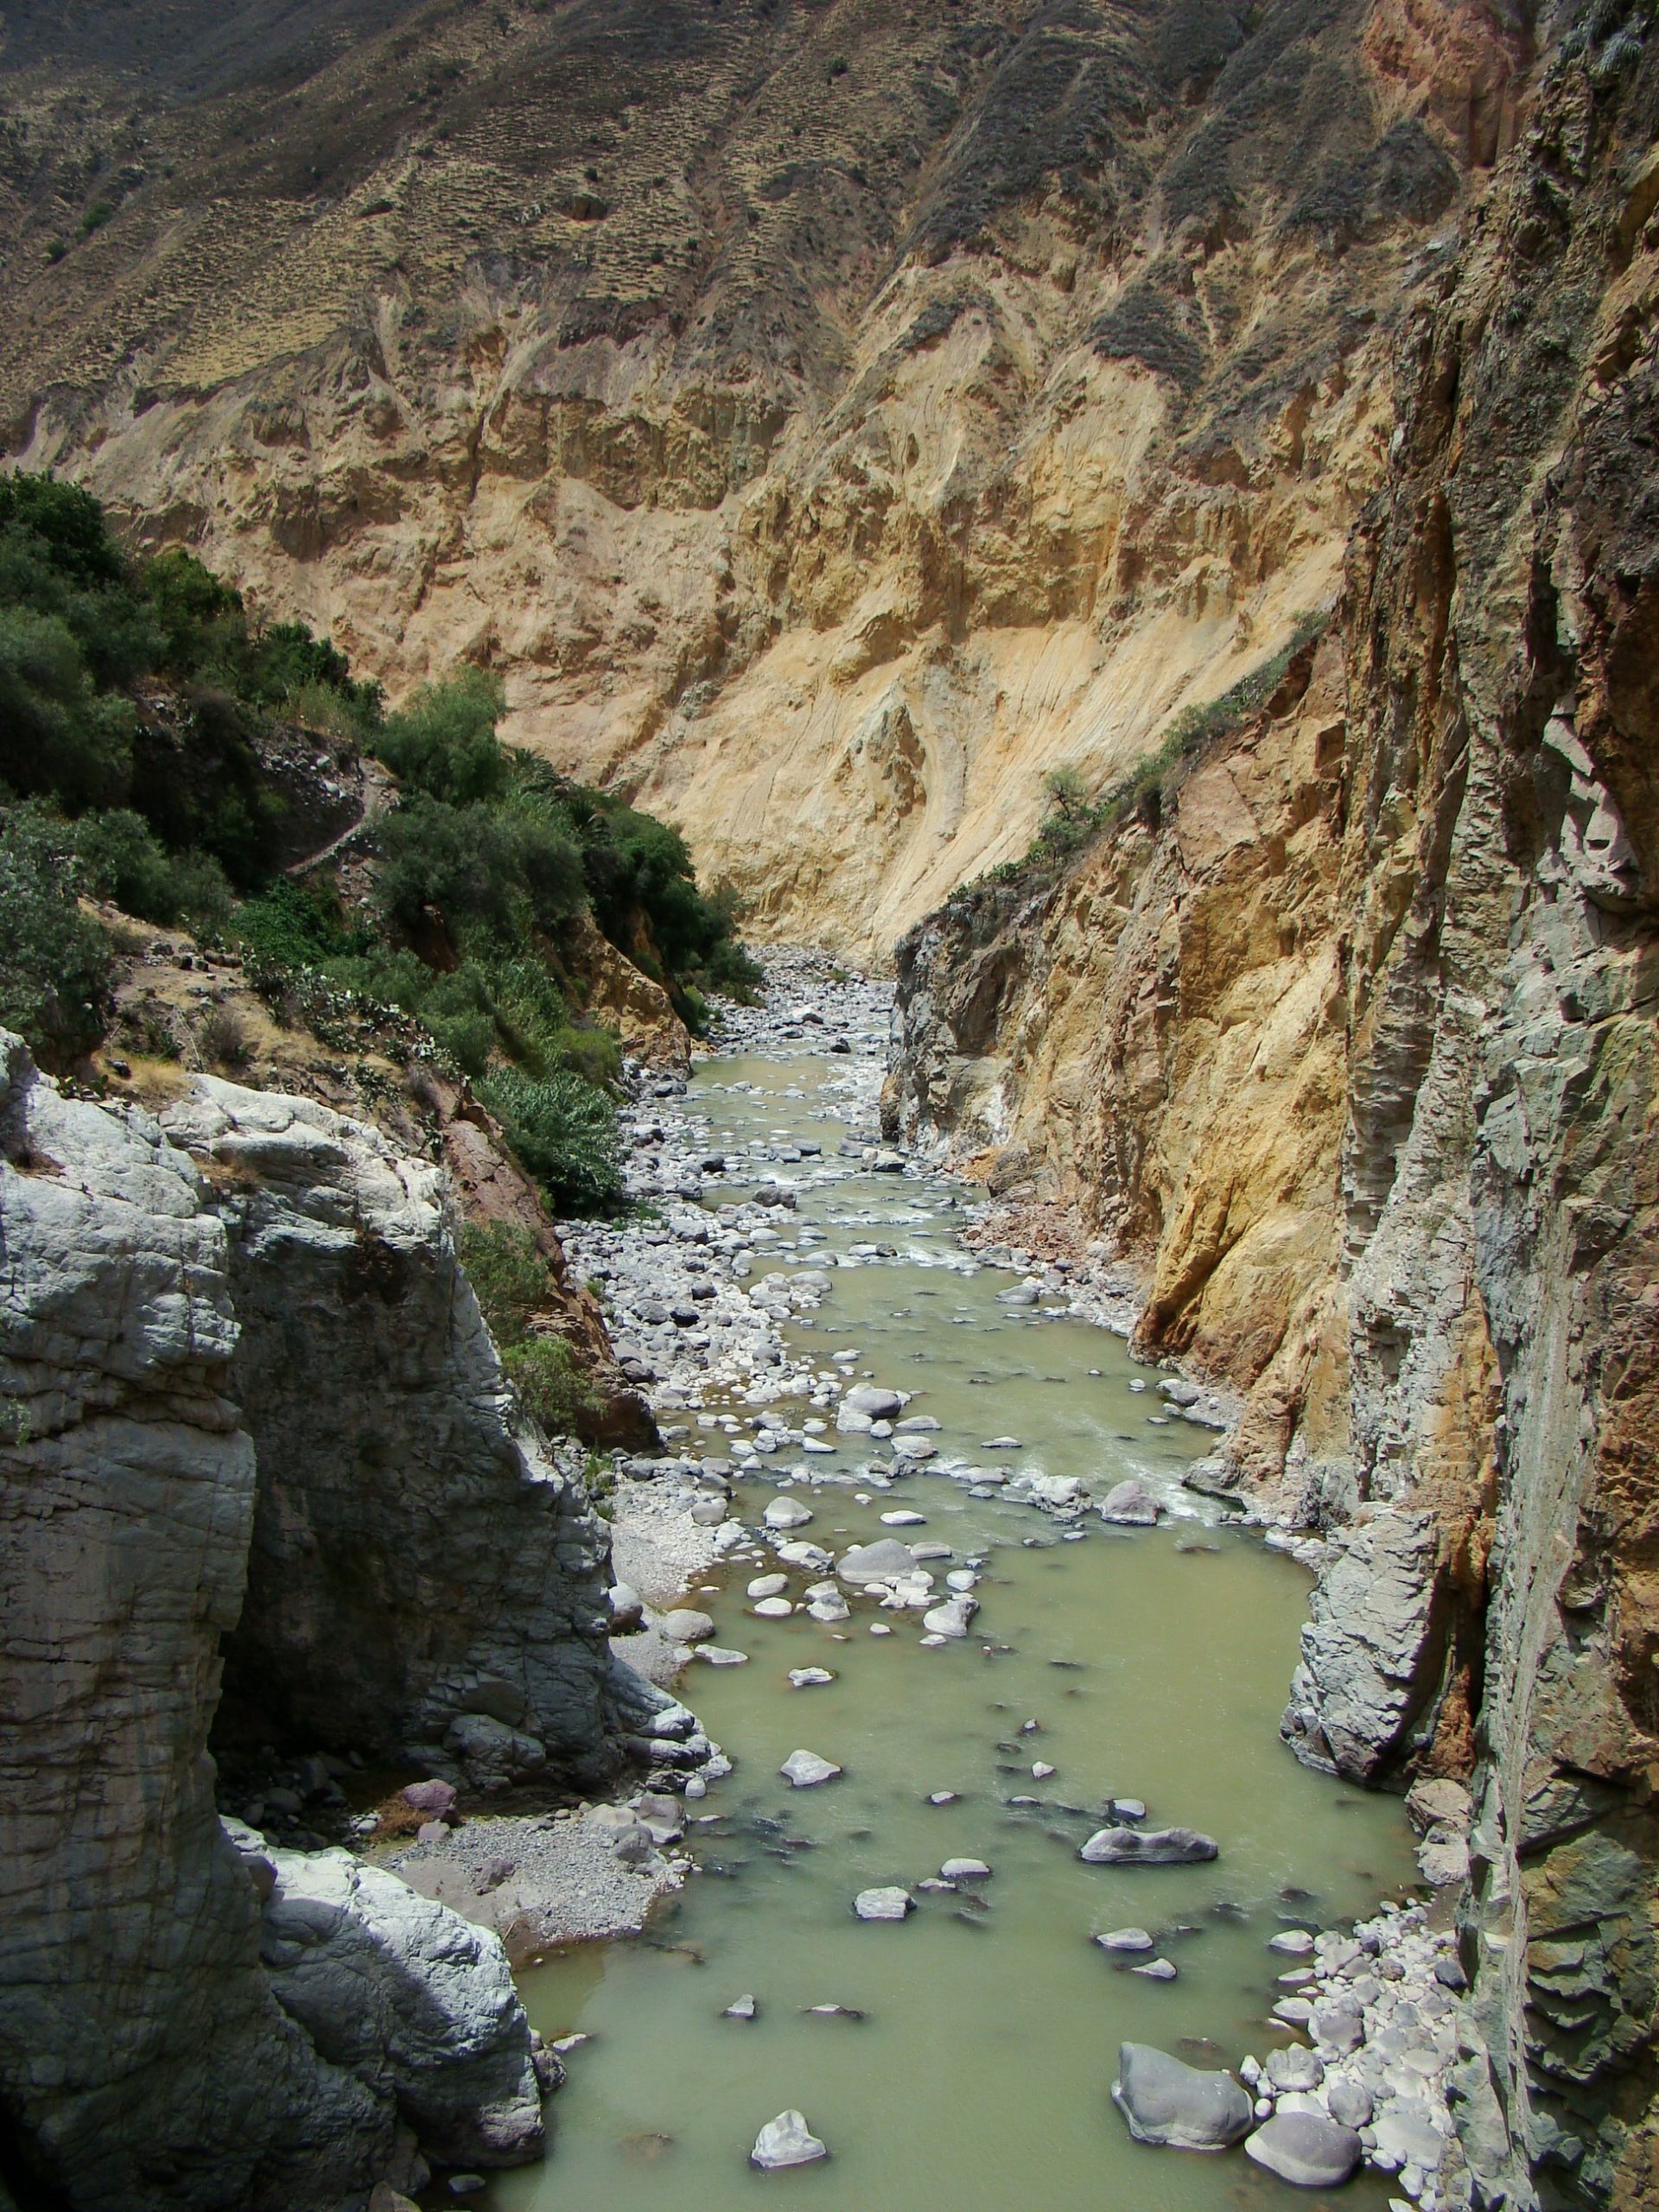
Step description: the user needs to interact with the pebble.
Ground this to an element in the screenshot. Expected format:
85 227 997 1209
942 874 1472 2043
723 1995 759 2020
941 1858 992 1881
788 1668 836 1688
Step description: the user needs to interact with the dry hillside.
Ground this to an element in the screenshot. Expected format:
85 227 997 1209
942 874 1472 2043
1 0 1529 955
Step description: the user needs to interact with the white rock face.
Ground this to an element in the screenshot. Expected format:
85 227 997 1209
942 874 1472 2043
0 1038 630 2208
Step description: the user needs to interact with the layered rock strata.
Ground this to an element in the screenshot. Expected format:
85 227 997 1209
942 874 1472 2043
0 1032 657 2207
887 37 1659 2208
3 0 1528 955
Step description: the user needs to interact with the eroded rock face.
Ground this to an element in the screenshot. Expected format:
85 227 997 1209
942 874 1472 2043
157 1077 650 1779
887 39 1659 2207
0 1038 634 2206
0 0 1522 960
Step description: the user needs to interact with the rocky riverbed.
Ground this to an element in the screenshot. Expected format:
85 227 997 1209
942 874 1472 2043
427 953 1473 2212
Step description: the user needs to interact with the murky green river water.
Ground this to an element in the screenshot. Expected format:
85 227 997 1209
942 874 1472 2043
493 1049 1417 2212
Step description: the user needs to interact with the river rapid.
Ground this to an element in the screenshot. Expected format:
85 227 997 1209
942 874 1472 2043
492 956 1426 2212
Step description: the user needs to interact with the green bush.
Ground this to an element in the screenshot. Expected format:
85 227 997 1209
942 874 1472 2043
0 607 138 809
551 1023 622 1086
233 877 371 969
458 1219 600 1436
0 802 111 1068
478 1065 623 1213
372 668 511 804
501 1335 597 1436
73 809 232 931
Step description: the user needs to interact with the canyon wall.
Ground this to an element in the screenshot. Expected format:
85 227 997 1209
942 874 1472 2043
887 33 1659 2206
1 0 1529 957
0 1033 656 2208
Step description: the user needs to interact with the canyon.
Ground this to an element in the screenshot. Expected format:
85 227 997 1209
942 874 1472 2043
1 2 1656 2210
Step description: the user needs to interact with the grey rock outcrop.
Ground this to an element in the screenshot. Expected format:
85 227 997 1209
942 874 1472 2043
0 1039 645 2208
253 1840 543 2166
159 1078 656 1780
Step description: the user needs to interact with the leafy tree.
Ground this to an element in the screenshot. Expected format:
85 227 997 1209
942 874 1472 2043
0 802 111 1068
372 668 511 804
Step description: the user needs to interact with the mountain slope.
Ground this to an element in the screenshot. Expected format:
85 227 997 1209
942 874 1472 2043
2 0 1528 953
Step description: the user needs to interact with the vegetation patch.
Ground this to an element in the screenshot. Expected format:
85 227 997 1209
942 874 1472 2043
0 474 757 1210
950 611 1328 917
459 1220 601 1437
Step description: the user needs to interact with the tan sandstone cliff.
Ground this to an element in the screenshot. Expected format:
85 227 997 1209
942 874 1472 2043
887 29 1659 2207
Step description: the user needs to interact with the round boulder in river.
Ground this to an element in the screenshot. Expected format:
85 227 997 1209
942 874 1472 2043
1111 2044 1253 2150
1097 1478 1160 1526
842 1383 906 1421
1244 2113 1362 2188
751 2111 828 2170
854 1886 914 1921
764 1497 814 1530
659 1608 716 1644
780 1749 842 1788
1079 1825 1217 1864
836 1538 917 1584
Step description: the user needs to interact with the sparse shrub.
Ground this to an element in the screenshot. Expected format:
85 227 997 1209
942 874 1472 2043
459 1218 601 1435
196 1002 251 1070
478 1065 623 1213
79 200 114 235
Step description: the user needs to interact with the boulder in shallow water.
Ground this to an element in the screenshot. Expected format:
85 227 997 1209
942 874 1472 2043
1244 2113 1362 2187
836 1538 917 1584
1097 1479 1160 1525
763 1497 813 1530
780 1749 842 1788
842 1383 906 1421
854 1887 913 1921
1112 2043 1253 2150
751 2111 827 2169
1080 1825 1217 1865
659 1608 716 1644
921 1595 978 1639
1096 1927 1154 1953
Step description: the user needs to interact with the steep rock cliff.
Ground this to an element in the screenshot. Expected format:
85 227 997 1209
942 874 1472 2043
887 32 1659 2206
1 0 1529 956
0 1033 653 2207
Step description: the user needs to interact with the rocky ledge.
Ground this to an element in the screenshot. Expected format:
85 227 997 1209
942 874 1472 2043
0 1030 677 2210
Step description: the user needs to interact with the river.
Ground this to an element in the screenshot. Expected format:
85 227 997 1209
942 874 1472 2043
492 983 1420 2212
